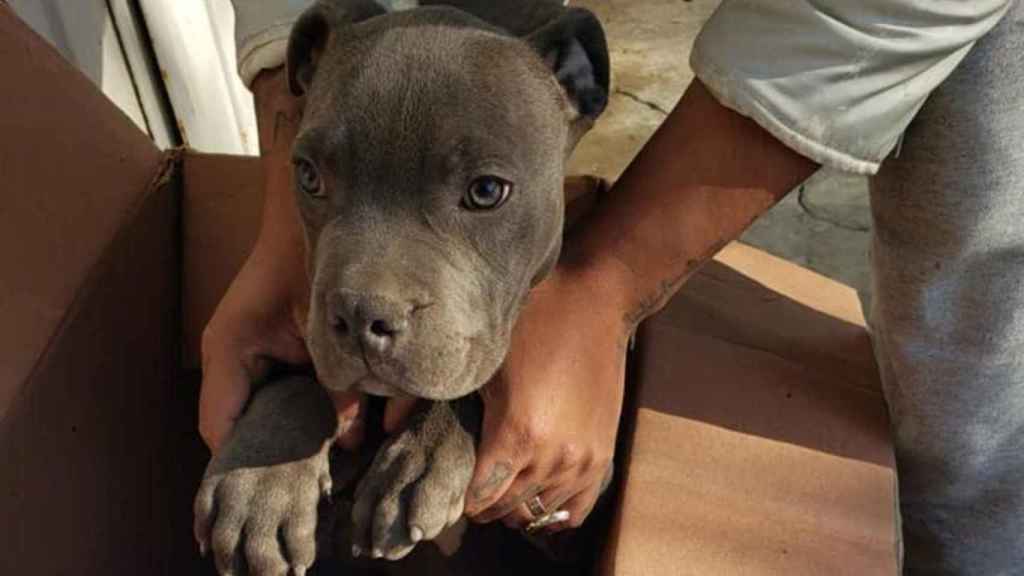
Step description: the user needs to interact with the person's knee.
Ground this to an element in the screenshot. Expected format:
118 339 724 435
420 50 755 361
893 415 1024 496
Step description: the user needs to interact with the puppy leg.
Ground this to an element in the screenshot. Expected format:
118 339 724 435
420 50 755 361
351 395 481 561
194 376 346 576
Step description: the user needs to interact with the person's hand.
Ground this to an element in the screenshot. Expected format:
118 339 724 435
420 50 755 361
198 67 368 453
462 264 630 532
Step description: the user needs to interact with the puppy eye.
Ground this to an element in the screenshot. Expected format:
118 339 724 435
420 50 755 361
464 176 512 211
294 158 323 198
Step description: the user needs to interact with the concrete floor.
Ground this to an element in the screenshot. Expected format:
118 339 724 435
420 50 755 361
567 0 874 309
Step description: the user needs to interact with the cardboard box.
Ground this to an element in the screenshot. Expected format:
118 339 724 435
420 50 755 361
603 245 898 575
0 5 898 575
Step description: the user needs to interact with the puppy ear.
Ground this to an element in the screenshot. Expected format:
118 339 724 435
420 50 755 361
286 1 386 96
527 7 610 122
286 6 331 96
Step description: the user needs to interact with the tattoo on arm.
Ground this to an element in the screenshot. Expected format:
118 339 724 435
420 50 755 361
623 268 690 330
622 240 731 330
273 109 300 146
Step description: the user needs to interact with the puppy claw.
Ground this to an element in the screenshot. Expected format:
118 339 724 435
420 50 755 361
372 548 384 559
352 544 363 558
409 526 424 543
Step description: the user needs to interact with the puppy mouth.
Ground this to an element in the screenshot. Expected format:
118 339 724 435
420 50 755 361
353 375 402 397
356 354 414 397
354 359 400 396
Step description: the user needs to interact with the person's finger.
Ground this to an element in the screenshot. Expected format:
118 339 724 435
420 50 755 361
383 396 419 433
463 419 527 518
464 458 523 520
198 345 253 453
478 438 589 524
331 390 366 451
474 467 545 524
501 485 575 530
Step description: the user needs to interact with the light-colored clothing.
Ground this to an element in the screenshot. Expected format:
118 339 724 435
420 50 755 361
690 1 1013 176
688 0 1007 175
230 0 566 85
232 0 313 87
869 9 1024 573
232 0 443 86
694 1 1023 573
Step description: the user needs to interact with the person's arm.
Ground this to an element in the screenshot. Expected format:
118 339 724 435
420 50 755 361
566 79 817 333
463 79 816 526
568 0 1014 327
466 0 1014 531
199 65 308 452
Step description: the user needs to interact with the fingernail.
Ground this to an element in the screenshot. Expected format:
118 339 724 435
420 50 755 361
294 566 307 576
352 544 362 557
372 548 383 559
198 541 207 557
409 526 424 542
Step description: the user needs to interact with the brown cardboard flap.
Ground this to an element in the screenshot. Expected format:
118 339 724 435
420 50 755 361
0 166 189 575
603 243 898 575
0 2 164 420
181 152 263 369
685 243 879 393
0 8 203 572
0 4 164 420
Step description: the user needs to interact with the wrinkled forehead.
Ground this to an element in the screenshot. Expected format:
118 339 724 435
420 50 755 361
302 23 565 158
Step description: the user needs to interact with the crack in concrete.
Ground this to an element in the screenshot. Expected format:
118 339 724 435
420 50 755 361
614 88 670 116
796 186 871 232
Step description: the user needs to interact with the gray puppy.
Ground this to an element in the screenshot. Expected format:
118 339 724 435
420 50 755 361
194 1 609 574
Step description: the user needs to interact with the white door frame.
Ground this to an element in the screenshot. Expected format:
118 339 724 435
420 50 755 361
138 0 258 155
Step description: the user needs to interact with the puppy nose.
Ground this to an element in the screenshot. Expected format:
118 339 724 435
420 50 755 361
361 314 405 353
330 292 410 354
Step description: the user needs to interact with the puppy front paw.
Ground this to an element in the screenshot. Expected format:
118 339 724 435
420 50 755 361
192 377 339 575
194 453 331 576
351 399 478 560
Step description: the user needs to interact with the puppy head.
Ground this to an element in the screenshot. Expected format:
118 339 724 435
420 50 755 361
286 1 608 399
